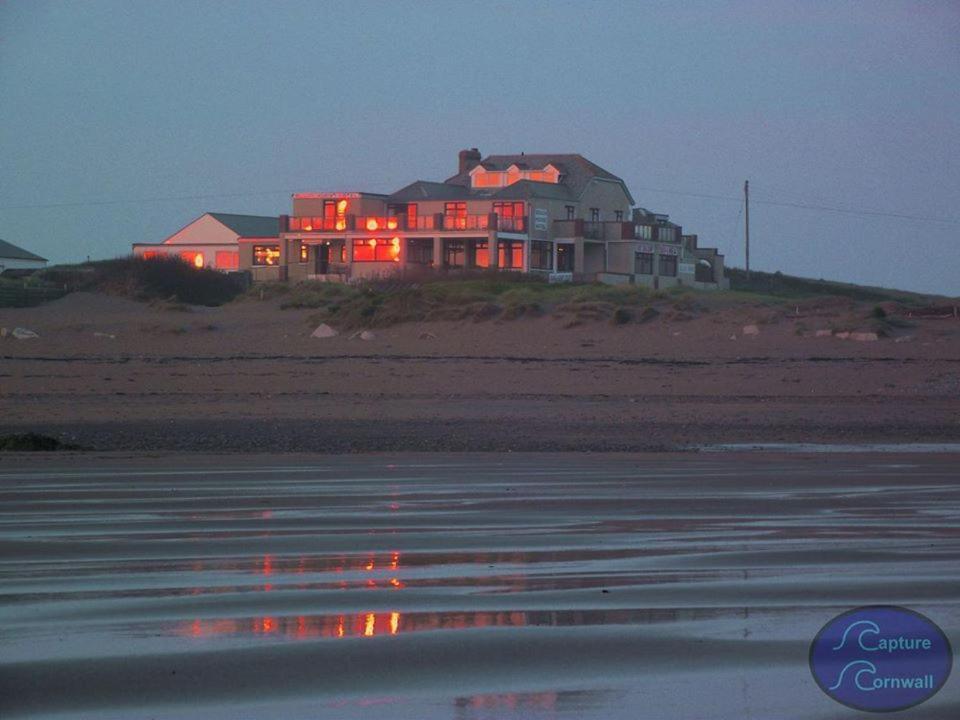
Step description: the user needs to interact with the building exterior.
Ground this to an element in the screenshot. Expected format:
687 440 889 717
135 151 726 288
132 213 278 271
0 239 47 275
599 208 728 289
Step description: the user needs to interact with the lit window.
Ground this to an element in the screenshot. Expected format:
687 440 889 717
352 238 401 262
252 244 281 266
498 240 524 269
215 251 239 270
299 244 309 263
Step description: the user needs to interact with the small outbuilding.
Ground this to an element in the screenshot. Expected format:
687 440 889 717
132 213 279 271
0 239 48 275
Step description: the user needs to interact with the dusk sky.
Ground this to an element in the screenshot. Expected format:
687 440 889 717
1 0 957 294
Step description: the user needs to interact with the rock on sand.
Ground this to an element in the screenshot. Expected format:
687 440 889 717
742 324 760 336
311 323 338 339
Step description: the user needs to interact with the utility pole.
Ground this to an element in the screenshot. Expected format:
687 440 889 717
744 180 750 282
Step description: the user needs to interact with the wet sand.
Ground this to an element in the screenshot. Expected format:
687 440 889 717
1 452 958 718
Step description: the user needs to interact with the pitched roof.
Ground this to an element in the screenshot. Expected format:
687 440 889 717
387 181 472 202
0 239 47 262
208 213 279 238
490 180 574 201
444 153 633 203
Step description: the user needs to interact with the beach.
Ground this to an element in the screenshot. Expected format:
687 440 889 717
2 292 958 451
1 452 958 718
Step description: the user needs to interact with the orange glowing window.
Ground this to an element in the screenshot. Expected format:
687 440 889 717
474 240 489 268
215 251 239 270
366 218 379 231
353 238 402 262
142 251 159 260
498 240 524 269
179 251 203 267
252 244 281 266
299 243 309 263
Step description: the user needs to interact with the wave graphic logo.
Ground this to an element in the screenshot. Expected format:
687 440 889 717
809 606 952 712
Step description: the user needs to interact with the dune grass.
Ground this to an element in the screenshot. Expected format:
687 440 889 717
266 274 666 330
37 256 245 306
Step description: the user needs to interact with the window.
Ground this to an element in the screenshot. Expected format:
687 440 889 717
635 252 654 275
444 239 465 268
387 203 418 230
636 224 653 240
498 240 524 269
556 244 573 272
252 244 280 266
615 210 623 222
352 238 400 262
299 243 309 263
565 205 575 220
659 254 678 276
215 251 239 270
444 202 467 230
493 201 525 232
407 238 433 265
473 239 489 268
142 251 159 260
590 208 600 222
658 226 676 243
531 241 553 270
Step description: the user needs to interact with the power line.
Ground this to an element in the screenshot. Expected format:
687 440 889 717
1 182 958 226
629 184 960 225
0 189 295 211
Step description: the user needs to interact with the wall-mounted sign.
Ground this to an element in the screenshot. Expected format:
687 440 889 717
659 245 679 256
679 263 695 275
292 192 363 199
534 208 549 231
638 244 654 254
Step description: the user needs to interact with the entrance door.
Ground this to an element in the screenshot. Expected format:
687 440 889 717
556 244 573 272
316 244 330 275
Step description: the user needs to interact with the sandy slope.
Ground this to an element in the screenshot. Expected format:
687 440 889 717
1 292 959 451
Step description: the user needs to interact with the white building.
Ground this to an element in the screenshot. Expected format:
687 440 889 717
0 239 47 274
132 213 279 271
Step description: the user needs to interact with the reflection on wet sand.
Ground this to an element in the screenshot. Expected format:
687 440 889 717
173 607 730 641
2 454 959 720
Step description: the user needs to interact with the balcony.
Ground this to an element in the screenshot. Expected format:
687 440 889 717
442 214 490 231
553 220 656 241
495 215 527 233
285 212 525 234
287 216 347 232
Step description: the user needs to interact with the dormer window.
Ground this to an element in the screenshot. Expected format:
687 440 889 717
470 163 561 189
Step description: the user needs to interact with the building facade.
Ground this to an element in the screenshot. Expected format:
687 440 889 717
134 150 726 289
133 213 278 271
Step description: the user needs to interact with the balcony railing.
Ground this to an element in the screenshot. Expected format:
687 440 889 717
442 214 490 231
288 216 347 232
496 215 527 233
286 212 526 234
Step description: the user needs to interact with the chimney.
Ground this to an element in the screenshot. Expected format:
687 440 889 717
458 147 481 175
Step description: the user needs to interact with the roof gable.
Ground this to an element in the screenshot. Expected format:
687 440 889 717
208 213 279 238
0 239 47 262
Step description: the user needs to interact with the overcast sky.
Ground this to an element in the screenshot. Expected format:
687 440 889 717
1 0 957 294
